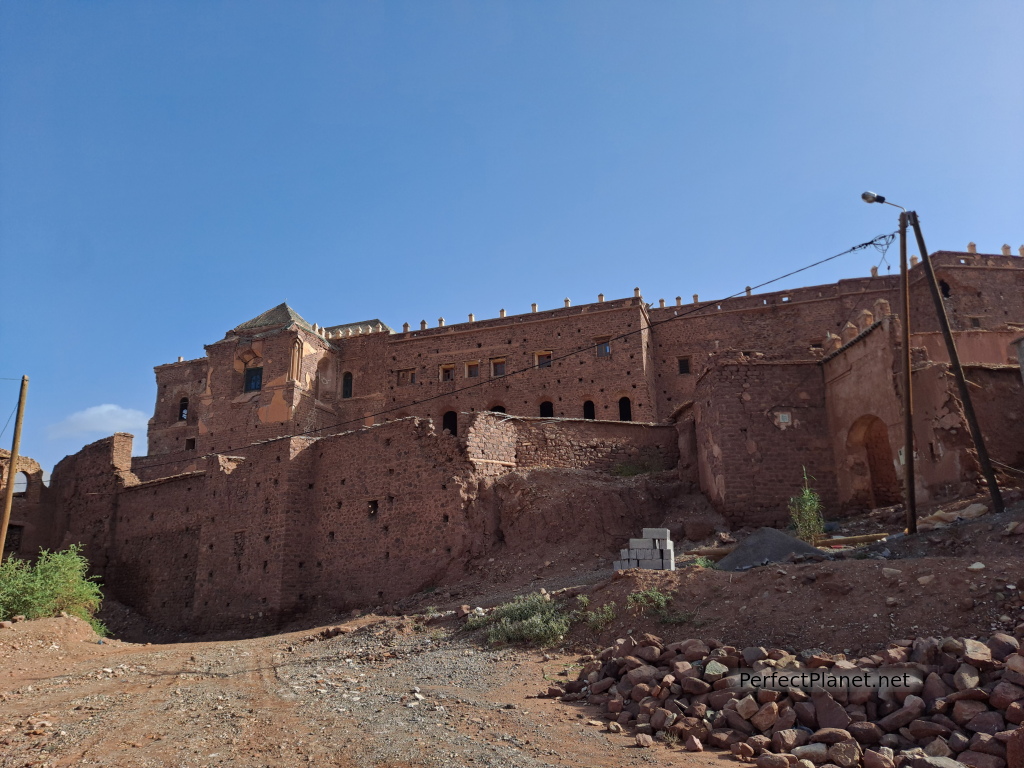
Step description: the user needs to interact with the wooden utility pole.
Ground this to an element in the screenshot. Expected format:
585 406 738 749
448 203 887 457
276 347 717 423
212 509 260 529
0 375 29 560
898 212 917 533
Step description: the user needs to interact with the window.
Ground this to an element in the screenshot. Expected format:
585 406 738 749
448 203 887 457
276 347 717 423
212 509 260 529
618 397 632 421
535 351 552 369
244 367 263 392
970 317 981 328
466 361 479 378
397 369 417 386
2 524 22 555
778 412 792 424
595 338 611 358
490 358 506 377
440 364 455 382
539 401 554 417
178 397 189 421
442 411 458 434
678 357 691 375
367 500 379 516
185 438 197 450
583 400 596 420
342 372 353 398
488 405 506 413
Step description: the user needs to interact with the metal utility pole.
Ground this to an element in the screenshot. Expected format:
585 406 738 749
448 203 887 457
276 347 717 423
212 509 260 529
897 212 917 533
908 212 1004 514
0 375 29 560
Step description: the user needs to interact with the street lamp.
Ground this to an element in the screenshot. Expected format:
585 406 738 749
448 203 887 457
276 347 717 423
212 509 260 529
861 193 1004 525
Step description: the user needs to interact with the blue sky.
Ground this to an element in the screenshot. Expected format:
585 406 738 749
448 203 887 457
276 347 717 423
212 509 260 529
2 1 1022 473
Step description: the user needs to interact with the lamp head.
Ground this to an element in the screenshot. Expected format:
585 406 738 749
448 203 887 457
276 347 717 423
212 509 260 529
861 191 886 204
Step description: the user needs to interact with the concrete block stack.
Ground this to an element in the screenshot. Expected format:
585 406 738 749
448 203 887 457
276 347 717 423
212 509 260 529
613 528 675 571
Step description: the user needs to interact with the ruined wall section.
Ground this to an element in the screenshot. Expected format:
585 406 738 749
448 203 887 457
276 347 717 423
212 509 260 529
648 276 901 418
48 434 138 577
965 366 1024 477
695 359 837 527
382 299 655 427
0 450 54 558
909 252 1024 334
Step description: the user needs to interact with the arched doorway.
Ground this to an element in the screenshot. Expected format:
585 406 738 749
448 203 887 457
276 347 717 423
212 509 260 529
583 400 596 420
618 397 632 422
442 411 458 435
847 415 901 508
539 401 554 417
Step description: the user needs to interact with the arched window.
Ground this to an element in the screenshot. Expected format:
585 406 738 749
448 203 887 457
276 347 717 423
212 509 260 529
178 398 189 422
342 371 353 399
583 400 596 420
488 405 506 414
618 397 632 421
289 339 302 381
442 411 458 435
539 401 554 417
12 471 29 497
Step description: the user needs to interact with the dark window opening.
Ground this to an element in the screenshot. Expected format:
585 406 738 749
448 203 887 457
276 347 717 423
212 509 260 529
466 362 479 378
536 352 552 369
940 280 951 298
178 397 189 421
368 499 379 516
244 367 263 392
583 400 596 420
678 357 691 375
440 365 455 382
442 411 458 434
2 524 23 555
596 339 611 357
970 317 981 328
342 372 353 398
489 405 506 413
184 438 196 450
618 397 632 421
491 358 506 377
539 401 554 417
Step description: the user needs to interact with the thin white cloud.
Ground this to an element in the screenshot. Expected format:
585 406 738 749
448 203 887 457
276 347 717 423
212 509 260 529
47 404 149 439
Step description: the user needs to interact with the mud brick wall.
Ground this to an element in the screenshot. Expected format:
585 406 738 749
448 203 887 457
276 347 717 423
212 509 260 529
647 276 901 418
289 418 480 619
958 366 1024 477
908 252 1024 334
0 450 54 558
695 359 838 527
507 416 679 473
383 298 657 427
49 434 138 575
464 411 518 477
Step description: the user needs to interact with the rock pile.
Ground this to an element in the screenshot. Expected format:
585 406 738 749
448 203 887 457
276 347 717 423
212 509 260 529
554 631 1024 768
613 528 676 571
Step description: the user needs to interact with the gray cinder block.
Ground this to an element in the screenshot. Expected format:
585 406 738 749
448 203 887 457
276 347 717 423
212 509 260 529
642 528 671 540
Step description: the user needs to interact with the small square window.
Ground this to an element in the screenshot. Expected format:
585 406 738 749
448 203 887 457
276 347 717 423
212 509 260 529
491 358 506 377
778 412 792 424
367 500 379 516
440 364 455 382
535 351 552 369
397 369 417 386
677 357 691 375
970 317 981 328
466 362 479 378
244 367 263 392
595 338 611 358
184 438 196 450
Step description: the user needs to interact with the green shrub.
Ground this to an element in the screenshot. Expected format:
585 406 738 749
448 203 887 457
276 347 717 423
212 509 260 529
466 593 570 647
580 601 617 633
0 545 107 635
626 587 673 615
691 556 716 569
789 468 825 544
